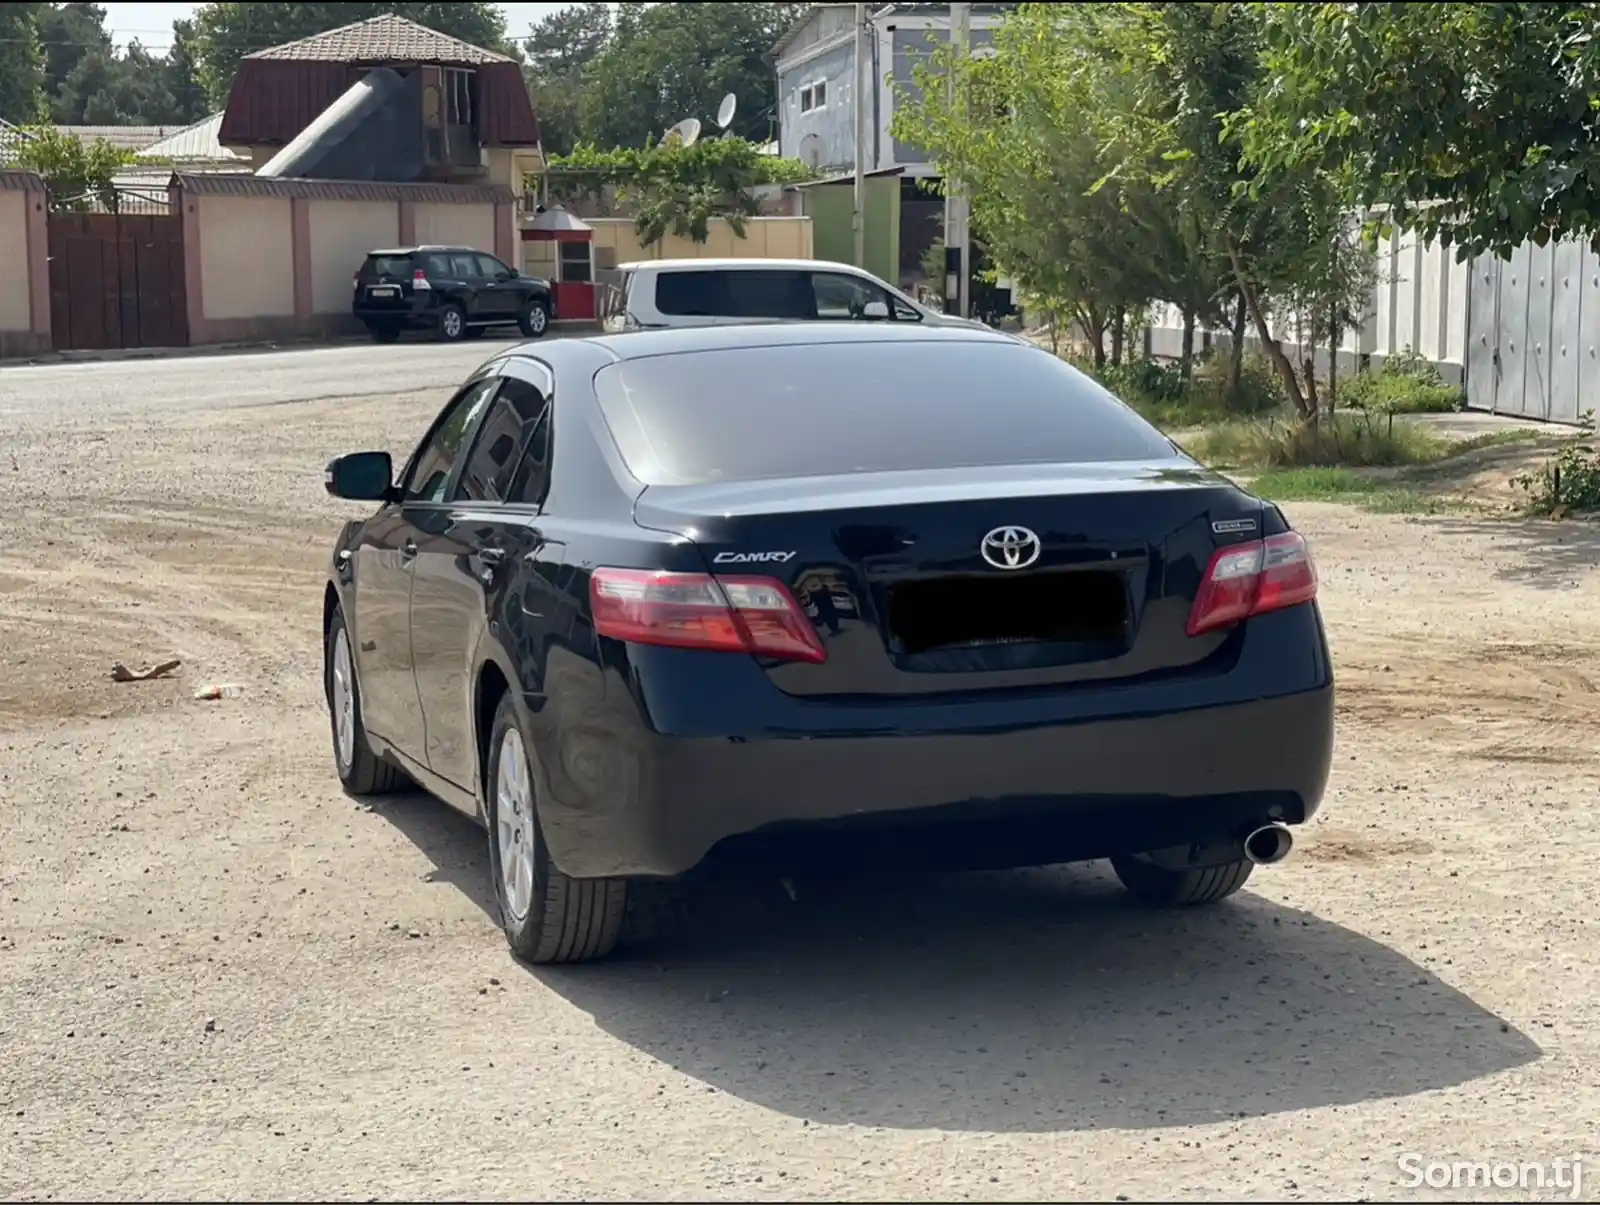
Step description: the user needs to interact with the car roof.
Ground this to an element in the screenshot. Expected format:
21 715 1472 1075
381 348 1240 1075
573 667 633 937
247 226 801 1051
511 321 1020 364
614 257 881 275
366 245 476 256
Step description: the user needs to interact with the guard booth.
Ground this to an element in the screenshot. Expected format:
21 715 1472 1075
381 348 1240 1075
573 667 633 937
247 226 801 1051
521 207 597 325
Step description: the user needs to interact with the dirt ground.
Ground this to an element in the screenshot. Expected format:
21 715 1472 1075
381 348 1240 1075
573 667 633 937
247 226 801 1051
3 384 1599 1202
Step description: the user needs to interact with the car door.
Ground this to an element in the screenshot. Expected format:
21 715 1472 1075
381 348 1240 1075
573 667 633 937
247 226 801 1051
473 253 521 319
409 364 554 791
349 378 497 761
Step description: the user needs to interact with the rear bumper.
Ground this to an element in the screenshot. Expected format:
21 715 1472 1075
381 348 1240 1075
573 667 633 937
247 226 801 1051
529 611 1335 879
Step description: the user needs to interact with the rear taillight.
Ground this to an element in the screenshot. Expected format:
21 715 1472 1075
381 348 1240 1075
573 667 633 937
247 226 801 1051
1186 532 1317 637
412 268 430 290
589 569 826 664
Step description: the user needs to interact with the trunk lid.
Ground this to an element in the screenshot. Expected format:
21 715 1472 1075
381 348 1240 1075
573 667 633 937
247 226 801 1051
634 460 1264 698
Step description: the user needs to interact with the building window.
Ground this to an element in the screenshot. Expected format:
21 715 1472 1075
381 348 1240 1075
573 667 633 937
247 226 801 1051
445 67 475 126
799 80 827 113
559 240 592 285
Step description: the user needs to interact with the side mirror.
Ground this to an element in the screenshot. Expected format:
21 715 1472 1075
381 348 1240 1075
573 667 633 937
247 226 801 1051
325 451 394 501
496 270 515 282
862 299 890 320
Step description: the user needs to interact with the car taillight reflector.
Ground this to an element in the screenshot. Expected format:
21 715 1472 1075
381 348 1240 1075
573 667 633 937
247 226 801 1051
589 569 827 664
1186 532 1318 637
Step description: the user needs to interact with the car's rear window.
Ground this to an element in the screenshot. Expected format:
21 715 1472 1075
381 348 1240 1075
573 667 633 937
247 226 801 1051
593 340 1180 486
363 255 413 279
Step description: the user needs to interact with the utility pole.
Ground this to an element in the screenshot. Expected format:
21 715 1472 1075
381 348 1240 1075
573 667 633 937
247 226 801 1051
943 1 972 318
852 2 868 269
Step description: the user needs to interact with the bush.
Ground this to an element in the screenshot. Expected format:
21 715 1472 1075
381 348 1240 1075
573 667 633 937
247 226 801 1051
1513 417 1600 516
1070 350 1287 428
1188 410 1451 470
1341 347 1464 415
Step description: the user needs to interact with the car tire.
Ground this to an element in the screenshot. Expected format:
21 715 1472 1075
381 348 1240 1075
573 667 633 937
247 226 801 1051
485 693 627 964
517 298 550 339
1109 854 1254 907
324 605 404 796
436 303 467 342
368 323 400 345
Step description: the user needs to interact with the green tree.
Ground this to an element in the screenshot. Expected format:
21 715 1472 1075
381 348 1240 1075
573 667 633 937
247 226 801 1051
578 3 802 150
1234 2 1600 261
0 4 46 125
547 138 812 247
164 20 212 125
13 122 133 209
523 2 613 157
190 2 519 108
38 2 111 122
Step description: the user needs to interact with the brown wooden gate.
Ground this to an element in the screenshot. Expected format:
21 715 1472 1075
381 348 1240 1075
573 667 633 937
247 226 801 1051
47 205 188 351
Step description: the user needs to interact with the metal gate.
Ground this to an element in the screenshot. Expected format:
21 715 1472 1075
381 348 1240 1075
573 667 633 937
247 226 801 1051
1466 237 1600 423
47 193 188 352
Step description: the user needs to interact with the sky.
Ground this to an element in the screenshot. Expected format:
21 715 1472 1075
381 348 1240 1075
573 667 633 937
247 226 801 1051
103 3 579 52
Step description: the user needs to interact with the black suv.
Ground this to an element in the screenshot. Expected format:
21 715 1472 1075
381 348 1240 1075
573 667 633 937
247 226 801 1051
352 246 555 344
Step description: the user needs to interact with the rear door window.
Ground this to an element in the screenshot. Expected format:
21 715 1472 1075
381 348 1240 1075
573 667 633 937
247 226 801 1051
455 378 552 505
593 340 1179 486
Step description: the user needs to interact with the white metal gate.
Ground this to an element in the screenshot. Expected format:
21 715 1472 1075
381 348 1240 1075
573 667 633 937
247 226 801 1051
1466 238 1600 424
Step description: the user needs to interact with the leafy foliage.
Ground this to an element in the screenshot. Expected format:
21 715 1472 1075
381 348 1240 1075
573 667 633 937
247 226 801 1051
11 122 133 209
522 2 615 158
574 4 803 151
0 4 47 124
1342 349 1466 417
1233 3 1600 261
546 139 812 246
1515 417 1600 515
189 2 518 108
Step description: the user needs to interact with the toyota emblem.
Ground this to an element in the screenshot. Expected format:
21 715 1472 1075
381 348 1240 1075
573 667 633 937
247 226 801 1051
980 526 1042 570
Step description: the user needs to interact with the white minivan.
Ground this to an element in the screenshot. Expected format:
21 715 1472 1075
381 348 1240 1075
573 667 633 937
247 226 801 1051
605 257 987 332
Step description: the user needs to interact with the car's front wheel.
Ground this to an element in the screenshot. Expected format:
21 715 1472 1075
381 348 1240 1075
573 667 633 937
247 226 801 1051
518 298 550 339
1109 854 1254 907
325 605 403 795
485 693 627 964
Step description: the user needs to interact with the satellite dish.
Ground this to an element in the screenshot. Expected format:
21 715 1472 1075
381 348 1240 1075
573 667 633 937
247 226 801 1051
662 117 701 148
716 92 738 129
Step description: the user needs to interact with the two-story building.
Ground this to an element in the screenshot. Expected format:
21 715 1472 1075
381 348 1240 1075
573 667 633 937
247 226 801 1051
775 3 1005 289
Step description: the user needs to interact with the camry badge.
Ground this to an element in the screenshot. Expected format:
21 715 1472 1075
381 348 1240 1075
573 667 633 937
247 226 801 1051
980 526 1041 570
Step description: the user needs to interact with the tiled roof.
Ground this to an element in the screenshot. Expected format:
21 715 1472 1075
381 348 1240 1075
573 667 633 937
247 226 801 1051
246 14 513 65
135 113 243 163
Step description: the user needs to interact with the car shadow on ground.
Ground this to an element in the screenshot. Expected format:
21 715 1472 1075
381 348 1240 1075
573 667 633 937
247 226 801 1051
374 792 1542 1134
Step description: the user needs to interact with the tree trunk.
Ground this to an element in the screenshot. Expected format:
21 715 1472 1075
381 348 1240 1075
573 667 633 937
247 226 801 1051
1226 243 1310 418
1111 307 1126 367
1327 321 1339 411
1180 306 1196 382
1228 292 1246 400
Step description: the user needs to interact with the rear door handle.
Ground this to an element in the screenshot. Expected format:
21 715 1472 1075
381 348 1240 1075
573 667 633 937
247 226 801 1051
401 539 418 560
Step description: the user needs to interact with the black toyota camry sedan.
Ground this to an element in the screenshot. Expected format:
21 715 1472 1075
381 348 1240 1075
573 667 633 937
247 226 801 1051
321 323 1334 964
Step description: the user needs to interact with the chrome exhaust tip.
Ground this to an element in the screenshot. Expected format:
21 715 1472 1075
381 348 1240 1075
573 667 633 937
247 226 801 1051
1243 822 1294 866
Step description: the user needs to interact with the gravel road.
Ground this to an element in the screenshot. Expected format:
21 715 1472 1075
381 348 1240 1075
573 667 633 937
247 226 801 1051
2 353 1598 1201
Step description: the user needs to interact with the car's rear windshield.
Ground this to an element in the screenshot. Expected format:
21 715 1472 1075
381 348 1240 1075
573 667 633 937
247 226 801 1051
592 340 1180 486
362 255 413 279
